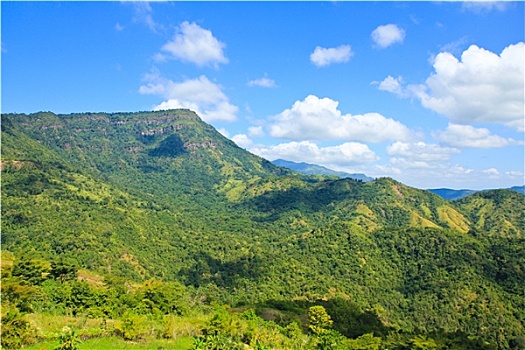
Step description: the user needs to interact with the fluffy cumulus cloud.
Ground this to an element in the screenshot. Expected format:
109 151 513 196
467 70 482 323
250 141 379 166
387 141 460 161
310 45 353 67
378 141 466 186
231 134 253 149
377 75 408 97
248 126 264 137
230 126 264 150
371 24 405 48
139 73 238 122
483 167 500 176
435 124 523 148
158 21 228 67
268 95 413 143
413 42 525 130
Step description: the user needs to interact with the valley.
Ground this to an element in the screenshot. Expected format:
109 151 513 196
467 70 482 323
1 110 524 349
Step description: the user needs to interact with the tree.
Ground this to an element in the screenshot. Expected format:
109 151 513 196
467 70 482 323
50 258 78 282
309 305 334 335
11 257 50 285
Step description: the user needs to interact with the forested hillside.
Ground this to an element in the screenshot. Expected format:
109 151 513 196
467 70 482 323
2 110 524 349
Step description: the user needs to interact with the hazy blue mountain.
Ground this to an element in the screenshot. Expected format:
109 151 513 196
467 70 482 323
272 159 374 182
427 188 478 200
510 185 525 194
429 185 525 200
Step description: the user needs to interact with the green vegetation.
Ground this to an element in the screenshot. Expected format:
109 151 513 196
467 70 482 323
1 110 524 349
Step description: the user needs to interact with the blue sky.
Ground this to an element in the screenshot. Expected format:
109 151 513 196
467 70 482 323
2 1 524 190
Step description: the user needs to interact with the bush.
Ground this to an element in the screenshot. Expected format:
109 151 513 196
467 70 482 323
114 312 148 340
0 305 37 349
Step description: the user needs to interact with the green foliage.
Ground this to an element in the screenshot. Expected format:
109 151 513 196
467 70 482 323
346 333 382 350
50 258 79 282
314 329 348 350
2 110 525 349
0 305 37 349
139 279 189 315
191 333 245 350
308 305 333 335
54 326 82 350
1 279 38 313
115 311 149 341
457 189 525 237
11 257 50 285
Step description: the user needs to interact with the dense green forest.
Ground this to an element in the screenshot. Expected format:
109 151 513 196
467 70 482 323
1 110 524 349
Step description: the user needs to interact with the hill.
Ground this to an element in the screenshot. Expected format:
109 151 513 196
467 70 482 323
271 158 373 182
2 110 525 349
456 189 525 237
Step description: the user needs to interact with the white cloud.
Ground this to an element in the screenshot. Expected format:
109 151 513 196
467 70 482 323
310 45 353 67
377 75 408 97
377 141 472 187
139 73 238 122
483 168 500 176
130 2 159 32
268 95 413 143
248 126 264 137
377 159 472 182
217 128 230 137
389 157 434 170
373 160 478 189
439 36 469 55
160 21 228 67
232 134 253 149
247 76 277 88
435 124 523 148
387 141 460 161
413 42 525 131
250 141 379 166
505 170 524 178
371 24 405 48
462 1 509 13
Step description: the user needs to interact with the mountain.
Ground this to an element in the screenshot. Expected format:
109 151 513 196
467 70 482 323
2 110 525 348
456 189 525 237
428 188 478 200
429 185 525 200
272 158 374 182
510 185 525 194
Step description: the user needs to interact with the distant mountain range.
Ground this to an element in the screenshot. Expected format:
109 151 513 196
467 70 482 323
426 188 478 200
271 159 524 200
271 159 374 182
428 186 525 200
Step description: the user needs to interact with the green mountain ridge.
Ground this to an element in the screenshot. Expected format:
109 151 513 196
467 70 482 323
2 110 525 349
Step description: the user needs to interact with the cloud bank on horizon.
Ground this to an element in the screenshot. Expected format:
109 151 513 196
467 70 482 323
2 1 524 189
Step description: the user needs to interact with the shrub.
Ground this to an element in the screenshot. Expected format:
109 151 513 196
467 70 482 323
0 305 37 349
54 326 82 350
114 312 148 340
